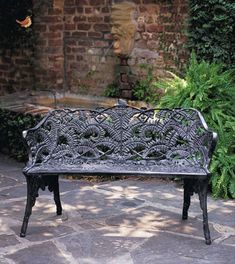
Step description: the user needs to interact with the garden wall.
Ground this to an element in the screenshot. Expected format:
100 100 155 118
0 0 188 97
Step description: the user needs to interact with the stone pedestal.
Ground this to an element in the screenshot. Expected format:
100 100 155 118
118 57 133 99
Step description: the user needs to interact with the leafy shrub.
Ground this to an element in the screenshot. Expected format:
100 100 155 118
0 109 41 161
104 83 119 98
156 53 235 198
188 0 235 68
132 66 161 103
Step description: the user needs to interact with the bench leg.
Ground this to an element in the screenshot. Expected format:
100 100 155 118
53 175 62 215
20 175 41 237
198 179 211 245
182 179 194 220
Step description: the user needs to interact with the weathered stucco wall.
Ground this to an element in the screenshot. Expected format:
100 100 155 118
0 0 188 97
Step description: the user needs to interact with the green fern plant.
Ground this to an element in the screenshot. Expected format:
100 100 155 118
133 66 160 103
104 83 119 98
156 53 235 198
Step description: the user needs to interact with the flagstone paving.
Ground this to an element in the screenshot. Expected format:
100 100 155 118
0 154 234 264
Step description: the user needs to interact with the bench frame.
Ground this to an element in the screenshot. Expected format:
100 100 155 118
20 100 217 244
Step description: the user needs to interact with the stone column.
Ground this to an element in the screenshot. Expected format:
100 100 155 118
117 57 133 99
111 2 137 99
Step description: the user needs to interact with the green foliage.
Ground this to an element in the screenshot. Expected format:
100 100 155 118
132 66 160 103
188 0 235 68
104 83 119 98
156 53 235 198
0 109 41 161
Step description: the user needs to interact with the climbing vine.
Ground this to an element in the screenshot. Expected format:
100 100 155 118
188 0 235 68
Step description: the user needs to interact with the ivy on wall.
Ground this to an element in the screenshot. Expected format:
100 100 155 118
188 0 235 68
0 0 33 50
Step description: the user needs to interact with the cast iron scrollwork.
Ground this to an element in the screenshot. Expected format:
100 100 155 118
20 174 61 237
23 103 216 175
20 102 217 243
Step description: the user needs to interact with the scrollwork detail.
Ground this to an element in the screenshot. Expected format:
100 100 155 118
24 105 214 174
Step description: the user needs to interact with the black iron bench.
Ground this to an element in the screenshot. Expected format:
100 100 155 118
20 100 217 244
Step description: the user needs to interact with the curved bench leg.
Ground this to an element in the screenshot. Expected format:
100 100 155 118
198 179 211 245
20 175 41 237
53 175 62 215
182 179 194 220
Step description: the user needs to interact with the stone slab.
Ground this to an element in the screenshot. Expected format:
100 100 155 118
0 197 64 222
208 204 235 228
0 234 20 248
0 154 234 264
61 188 142 220
97 179 203 215
0 180 93 200
0 200 26 221
15 224 75 242
222 235 235 246
0 175 19 188
131 232 235 264
0 169 25 183
0 184 26 200
105 206 220 240
58 230 144 264
6 241 70 264
97 179 232 219
59 178 94 193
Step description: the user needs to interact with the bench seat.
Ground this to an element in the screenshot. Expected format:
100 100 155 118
24 163 208 177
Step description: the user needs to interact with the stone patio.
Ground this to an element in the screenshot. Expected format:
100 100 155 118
0 154 234 264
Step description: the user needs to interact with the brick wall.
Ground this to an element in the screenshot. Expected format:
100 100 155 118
0 49 34 96
33 0 64 91
63 0 116 95
130 0 188 79
0 0 188 97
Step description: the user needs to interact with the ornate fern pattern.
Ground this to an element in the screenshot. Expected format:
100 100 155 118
24 104 214 174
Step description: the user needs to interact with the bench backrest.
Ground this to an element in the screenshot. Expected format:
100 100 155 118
24 102 217 171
